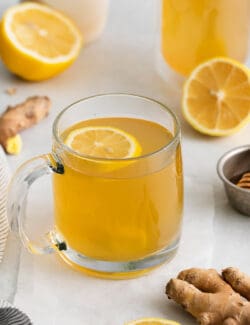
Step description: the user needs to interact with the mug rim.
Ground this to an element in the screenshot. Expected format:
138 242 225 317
53 93 181 162
217 144 250 194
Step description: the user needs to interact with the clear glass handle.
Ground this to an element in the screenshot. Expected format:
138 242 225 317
7 154 64 255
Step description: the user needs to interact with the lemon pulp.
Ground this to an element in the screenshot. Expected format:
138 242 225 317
182 57 250 136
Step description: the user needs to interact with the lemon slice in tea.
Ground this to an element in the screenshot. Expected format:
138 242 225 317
65 126 142 159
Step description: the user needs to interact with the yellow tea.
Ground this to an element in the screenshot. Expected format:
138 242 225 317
161 0 249 76
53 117 183 261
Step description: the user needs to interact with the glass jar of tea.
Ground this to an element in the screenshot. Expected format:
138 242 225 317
160 0 249 76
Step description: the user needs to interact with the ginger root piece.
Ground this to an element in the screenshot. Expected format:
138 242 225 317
166 267 250 325
0 96 51 154
5 134 22 155
5 87 17 96
223 267 250 301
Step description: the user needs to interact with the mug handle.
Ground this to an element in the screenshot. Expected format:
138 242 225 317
7 153 65 255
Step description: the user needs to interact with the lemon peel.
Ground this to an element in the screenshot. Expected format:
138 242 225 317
125 317 181 325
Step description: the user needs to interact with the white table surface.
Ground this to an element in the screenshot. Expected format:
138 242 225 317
0 1 250 324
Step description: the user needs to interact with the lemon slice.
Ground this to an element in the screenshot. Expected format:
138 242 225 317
0 2 83 81
182 57 250 136
65 126 142 159
125 318 181 325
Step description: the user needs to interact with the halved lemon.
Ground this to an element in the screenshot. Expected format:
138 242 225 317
0 2 83 81
182 57 250 136
125 318 181 325
65 126 142 159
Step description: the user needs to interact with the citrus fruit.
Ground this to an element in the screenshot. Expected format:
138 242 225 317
182 57 250 136
0 2 83 81
65 126 142 159
125 317 181 325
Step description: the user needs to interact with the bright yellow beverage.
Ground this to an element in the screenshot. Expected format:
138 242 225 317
53 117 183 262
161 0 249 76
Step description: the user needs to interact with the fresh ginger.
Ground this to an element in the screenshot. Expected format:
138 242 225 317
5 134 22 155
0 96 51 154
166 267 250 325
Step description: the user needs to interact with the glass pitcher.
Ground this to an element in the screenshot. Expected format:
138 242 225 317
160 0 249 76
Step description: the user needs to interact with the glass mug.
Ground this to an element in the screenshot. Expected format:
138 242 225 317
8 94 183 279
160 0 249 76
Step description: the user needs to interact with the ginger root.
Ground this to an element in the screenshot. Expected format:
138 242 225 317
0 96 51 154
5 134 22 155
166 267 250 325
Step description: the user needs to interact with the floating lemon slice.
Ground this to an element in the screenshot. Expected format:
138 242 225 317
0 2 83 81
65 126 142 159
125 317 181 325
182 57 250 136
